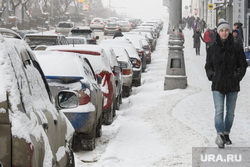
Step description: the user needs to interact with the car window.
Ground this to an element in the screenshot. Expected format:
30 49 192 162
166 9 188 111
58 23 73 28
61 36 69 45
25 36 57 46
82 58 96 82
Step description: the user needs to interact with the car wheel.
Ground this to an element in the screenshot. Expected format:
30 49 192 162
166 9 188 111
102 102 114 125
122 86 131 97
96 116 102 137
115 96 120 110
66 150 75 167
134 78 141 87
119 93 122 104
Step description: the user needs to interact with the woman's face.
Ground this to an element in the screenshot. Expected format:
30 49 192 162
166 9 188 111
219 28 229 40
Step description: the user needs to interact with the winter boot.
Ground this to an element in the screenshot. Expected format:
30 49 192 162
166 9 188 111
215 134 226 148
224 134 232 145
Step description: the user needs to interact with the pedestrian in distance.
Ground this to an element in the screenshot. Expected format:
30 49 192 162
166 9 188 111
113 29 123 39
232 29 243 48
192 27 204 55
205 19 248 149
210 27 217 45
234 22 244 41
203 28 213 52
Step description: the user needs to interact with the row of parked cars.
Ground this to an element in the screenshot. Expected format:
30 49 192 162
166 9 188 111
0 18 163 166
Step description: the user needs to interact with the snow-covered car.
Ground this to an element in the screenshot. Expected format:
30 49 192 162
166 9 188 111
122 32 147 72
34 51 103 151
55 21 75 36
0 28 75 167
99 38 142 86
68 28 99 44
99 45 123 110
133 29 157 52
104 22 119 35
45 45 117 125
24 33 69 50
112 47 133 97
117 20 132 32
90 17 105 30
140 38 152 64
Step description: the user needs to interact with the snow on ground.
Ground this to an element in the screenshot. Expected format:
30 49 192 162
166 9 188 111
74 13 250 167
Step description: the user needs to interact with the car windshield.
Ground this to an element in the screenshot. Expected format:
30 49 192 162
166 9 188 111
107 23 118 27
67 38 86 44
25 36 57 46
58 23 73 28
70 30 92 38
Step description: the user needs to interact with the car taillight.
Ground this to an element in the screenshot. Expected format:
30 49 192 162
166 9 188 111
128 26 131 28
139 51 144 56
90 22 93 24
147 45 151 51
105 27 107 29
122 69 131 75
130 58 140 68
101 23 105 25
115 27 118 29
78 89 90 105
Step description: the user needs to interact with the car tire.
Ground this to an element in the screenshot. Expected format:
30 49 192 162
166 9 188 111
66 150 75 167
102 101 114 125
96 116 102 137
134 78 141 87
115 96 120 110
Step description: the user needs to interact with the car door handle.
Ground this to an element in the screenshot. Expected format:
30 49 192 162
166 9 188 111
54 120 58 126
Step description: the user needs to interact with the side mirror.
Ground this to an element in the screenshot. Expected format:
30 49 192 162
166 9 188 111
113 66 121 73
97 75 102 84
57 91 78 109
96 36 99 40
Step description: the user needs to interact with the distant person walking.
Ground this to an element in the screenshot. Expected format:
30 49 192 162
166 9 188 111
203 28 213 52
193 27 204 55
205 19 248 148
232 29 243 48
113 29 123 39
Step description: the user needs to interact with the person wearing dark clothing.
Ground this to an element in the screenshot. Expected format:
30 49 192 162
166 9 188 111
113 29 123 39
232 29 243 48
193 27 204 55
205 19 248 149
234 22 244 41
210 27 217 45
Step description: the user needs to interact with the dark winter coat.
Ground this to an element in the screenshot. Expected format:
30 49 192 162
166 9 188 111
193 30 203 48
113 31 123 39
205 33 248 94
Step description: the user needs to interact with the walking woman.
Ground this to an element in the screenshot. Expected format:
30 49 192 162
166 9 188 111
193 27 204 55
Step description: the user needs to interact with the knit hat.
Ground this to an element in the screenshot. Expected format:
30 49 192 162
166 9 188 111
217 19 230 32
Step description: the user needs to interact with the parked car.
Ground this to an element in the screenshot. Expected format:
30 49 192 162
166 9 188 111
68 28 99 44
66 36 87 45
112 47 133 97
99 45 123 110
0 28 75 167
34 50 103 151
24 33 69 50
100 38 142 86
104 22 119 35
117 20 132 32
140 23 160 38
45 45 117 125
55 21 75 36
16 29 39 38
122 33 147 72
90 18 105 30
140 38 152 64
133 29 157 51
